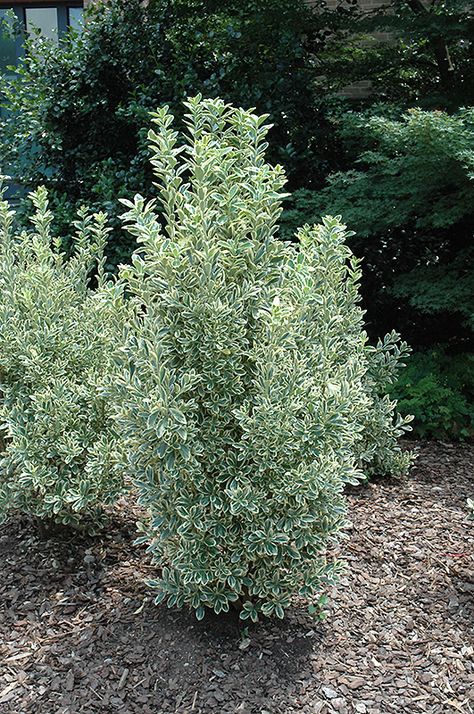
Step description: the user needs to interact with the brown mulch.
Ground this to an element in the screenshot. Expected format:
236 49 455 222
1 441 473 714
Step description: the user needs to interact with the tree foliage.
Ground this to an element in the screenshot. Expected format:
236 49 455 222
281 106 474 439
281 108 474 348
389 349 474 440
319 0 474 108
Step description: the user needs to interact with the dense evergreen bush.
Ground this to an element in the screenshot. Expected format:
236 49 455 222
112 97 411 621
0 188 125 527
0 0 344 268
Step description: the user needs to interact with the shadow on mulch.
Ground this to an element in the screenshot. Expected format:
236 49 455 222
1 514 322 714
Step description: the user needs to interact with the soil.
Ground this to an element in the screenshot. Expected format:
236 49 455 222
1 441 473 714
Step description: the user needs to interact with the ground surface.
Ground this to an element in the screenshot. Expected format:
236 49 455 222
0 441 473 714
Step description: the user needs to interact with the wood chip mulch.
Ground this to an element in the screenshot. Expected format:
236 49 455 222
1 441 473 714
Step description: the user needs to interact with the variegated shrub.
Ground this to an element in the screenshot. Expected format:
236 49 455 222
112 96 412 621
0 188 125 527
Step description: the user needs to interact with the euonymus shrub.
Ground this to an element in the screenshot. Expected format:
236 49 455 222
113 96 412 621
0 188 125 527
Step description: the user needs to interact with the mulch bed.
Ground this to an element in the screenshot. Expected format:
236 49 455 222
1 441 473 714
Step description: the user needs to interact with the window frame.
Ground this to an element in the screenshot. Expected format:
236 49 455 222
24 6 61 39
0 2 83 65
0 1 83 33
67 5 82 30
0 2 82 7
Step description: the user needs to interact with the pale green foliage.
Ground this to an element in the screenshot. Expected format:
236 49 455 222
359 331 414 477
113 96 411 621
0 188 125 526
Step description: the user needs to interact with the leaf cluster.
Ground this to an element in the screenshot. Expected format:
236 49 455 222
389 349 474 440
0 188 126 526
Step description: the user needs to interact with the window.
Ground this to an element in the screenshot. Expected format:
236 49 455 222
0 4 84 66
25 7 58 42
68 7 83 32
0 9 17 71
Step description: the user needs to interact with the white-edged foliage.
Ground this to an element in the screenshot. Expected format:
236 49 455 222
0 188 125 526
112 96 412 621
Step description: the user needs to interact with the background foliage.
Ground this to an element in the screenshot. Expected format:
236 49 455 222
0 0 344 267
0 0 472 440
318 0 474 109
281 108 474 345
389 349 474 441
281 107 474 438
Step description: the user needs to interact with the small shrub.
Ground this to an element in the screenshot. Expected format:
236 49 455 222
112 96 411 621
389 349 474 440
0 188 125 527
358 331 414 476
